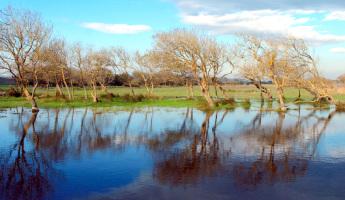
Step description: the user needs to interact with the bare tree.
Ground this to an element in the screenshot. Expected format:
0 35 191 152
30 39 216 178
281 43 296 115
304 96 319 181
71 43 88 99
0 7 51 112
239 36 302 111
110 47 135 95
149 46 196 98
43 38 73 100
237 35 273 100
287 38 334 103
153 29 232 107
134 51 156 96
84 48 112 102
208 40 233 99
338 74 345 84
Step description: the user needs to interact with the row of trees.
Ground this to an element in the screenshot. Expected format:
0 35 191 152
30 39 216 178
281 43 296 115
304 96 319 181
0 7 334 112
237 35 334 110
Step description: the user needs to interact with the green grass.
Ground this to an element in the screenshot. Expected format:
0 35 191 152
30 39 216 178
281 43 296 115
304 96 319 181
1 85 344 109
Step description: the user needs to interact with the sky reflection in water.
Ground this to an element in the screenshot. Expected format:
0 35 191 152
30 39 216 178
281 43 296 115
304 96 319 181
0 105 344 200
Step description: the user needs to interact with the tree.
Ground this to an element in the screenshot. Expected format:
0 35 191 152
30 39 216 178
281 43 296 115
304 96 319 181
0 7 51 112
149 45 196 98
84 48 112 102
134 51 156 96
153 29 232 107
238 36 292 110
42 38 73 100
338 74 345 84
110 47 135 95
238 35 333 109
237 35 273 100
287 38 334 103
71 43 88 99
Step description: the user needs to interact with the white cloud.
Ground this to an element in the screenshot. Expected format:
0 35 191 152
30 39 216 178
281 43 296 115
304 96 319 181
181 10 345 44
172 0 345 12
325 11 345 21
82 23 151 34
330 47 345 53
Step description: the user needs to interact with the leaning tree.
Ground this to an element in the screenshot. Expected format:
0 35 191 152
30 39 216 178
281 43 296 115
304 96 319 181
0 7 51 112
152 29 232 107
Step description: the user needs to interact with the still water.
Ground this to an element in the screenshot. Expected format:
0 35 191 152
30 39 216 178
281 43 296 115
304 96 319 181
0 105 344 200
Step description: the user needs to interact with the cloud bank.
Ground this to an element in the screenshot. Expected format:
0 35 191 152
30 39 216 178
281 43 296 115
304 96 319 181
330 47 345 53
172 0 345 44
172 0 345 13
82 23 151 34
325 11 345 21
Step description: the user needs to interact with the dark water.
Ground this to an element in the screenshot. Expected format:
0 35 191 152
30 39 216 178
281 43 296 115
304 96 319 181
0 105 344 200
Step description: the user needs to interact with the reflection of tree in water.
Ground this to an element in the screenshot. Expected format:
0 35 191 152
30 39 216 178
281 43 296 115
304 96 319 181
152 109 230 185
1 108 123 200
0 112 54 200
232 108 336 187
0 106 338 199
1 107 181 199
232 112 307 186
152 106 336 188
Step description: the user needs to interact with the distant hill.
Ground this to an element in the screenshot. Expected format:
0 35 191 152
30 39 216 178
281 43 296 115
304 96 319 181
0 77 15 85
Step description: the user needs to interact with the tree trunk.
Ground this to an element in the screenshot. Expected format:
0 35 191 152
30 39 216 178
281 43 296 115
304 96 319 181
55 81 64 97
143 80 150 96
150 80 154 96
129 82 135 96
82 85 88 100
90 82 99 103
216 83 229 99
252 80 272 100
100 83 108 93
70 79 74 100
190 83 194 98
45 83 49 96
186 81 191 98
61 68 72 100
276 87 286 111
186 80 194 99
200 78 214 107
298 89 301 99
213 81 219 98
23 87 39 112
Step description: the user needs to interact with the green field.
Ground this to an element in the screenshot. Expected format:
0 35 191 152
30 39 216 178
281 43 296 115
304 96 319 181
0 84 344 109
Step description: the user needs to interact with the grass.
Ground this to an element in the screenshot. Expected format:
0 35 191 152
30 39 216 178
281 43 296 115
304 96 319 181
1 84 344 109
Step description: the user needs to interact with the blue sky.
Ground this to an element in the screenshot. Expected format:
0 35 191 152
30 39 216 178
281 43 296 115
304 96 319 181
1 0 344 78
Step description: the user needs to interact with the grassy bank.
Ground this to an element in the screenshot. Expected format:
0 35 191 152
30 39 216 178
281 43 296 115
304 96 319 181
1 85 344 109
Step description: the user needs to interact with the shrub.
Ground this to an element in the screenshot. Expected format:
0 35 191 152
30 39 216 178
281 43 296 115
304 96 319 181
101 92 119 100
216 98 236 106
336 102 345 112
122 93 146 102
240 99 251 110
55 91 66 99
6 87 21 97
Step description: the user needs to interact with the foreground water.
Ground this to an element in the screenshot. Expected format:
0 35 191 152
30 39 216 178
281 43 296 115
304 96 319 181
0 105 344 200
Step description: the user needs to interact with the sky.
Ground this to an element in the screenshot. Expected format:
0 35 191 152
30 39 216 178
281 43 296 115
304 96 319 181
1 0 344 79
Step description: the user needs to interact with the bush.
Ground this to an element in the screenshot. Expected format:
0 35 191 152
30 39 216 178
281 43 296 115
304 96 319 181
240 99 251 110
0 88 5 96
336 102 345 112
101 92 119 100
122 93 146 102
6 87 21 97
216 98 236 106
55 91 66 99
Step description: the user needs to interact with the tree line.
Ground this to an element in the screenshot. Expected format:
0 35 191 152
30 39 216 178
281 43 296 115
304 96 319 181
0 7 334 112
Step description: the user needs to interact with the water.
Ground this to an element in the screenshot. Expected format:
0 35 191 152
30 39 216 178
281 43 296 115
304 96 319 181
0 105 344 200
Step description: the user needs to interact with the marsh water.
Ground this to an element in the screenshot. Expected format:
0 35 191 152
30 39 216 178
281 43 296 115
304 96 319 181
0 104 345 200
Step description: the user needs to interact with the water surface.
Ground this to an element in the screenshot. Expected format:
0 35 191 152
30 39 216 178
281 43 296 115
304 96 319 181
0 105 344 200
